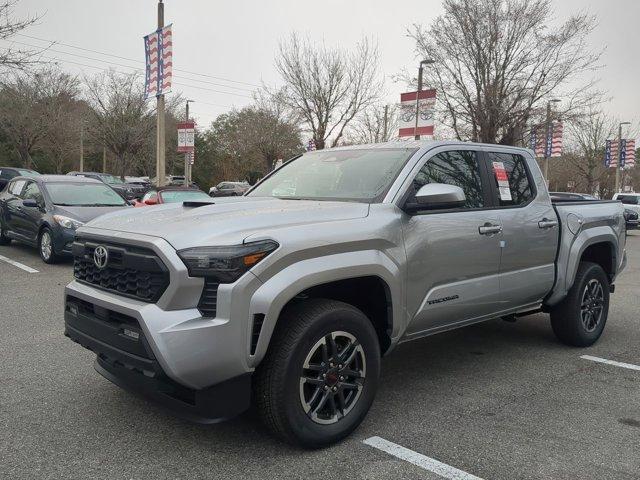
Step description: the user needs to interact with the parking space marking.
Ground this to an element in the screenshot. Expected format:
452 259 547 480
0 254 39 273
363 436 485 480
581 355 640 372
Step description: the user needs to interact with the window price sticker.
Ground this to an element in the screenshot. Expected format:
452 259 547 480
492 161 512 201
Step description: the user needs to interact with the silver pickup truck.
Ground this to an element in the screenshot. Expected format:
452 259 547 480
64 141 626 448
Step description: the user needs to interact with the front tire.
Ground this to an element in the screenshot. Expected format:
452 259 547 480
254 299 380 448
0 220 11 245
550 261 610 347
38 227 60 264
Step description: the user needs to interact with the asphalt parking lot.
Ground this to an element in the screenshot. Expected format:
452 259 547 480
1 235 639 480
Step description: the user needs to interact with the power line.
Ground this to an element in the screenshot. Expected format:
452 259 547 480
0 45 255 100
1 39 256 94
15 33 262 88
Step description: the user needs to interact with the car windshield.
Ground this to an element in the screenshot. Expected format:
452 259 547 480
47 183 127 206
247 148 416 202
160 190 211 203
617 195 639 205
17 169 39 177
99 174 124 185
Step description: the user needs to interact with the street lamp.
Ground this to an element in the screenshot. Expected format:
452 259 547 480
184 100 195 185
542 98 561 182
616 121 632 193
415 59 435 140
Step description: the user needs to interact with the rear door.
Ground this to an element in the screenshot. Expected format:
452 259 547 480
402 147 504 337
482 150 558 308
20 181 45 242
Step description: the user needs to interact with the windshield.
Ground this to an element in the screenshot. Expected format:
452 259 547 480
17 169 39 177
617 195 639 205
160 190 211 203
99 174 124 185
47 183 127 206
247 148 416 202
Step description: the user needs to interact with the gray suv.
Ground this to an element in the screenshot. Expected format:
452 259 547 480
64 141 625 448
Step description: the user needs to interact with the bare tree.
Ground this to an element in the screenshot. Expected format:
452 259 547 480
408 0 602 145
348 104 398 145
0 1 42 72
0 67 79 168
84 70 154 179
273 34 383 149
563 111 616 194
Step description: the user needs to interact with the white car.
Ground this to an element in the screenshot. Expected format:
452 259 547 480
613 192 640 215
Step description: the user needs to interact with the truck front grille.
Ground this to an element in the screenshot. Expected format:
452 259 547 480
72 239 170 303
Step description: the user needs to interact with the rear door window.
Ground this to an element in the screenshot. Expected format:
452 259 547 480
486 152 534 207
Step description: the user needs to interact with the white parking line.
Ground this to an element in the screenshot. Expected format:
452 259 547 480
363 436 485 480
0 254 39 273
581 355 640 372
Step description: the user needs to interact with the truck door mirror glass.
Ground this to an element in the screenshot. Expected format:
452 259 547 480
413 183 466 210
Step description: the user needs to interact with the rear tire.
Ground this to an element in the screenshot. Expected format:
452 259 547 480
38 227 60 264
550 261 609 347
254 299 380 448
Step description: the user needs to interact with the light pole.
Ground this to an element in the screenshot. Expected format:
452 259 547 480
155 0 166 188
184 99 194 186
542 99 561 183
616 121 631 194
415 59 435 140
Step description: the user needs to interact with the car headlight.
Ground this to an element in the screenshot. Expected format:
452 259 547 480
177 240 278 283
53 215 84 230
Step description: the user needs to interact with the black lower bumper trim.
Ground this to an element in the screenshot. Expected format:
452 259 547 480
94 357 251 424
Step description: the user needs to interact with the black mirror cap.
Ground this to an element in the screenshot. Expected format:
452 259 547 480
22 198 39 208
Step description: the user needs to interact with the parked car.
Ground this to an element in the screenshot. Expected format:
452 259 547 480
549 192 597 201
0 167 40 190
124 176 152 198
209 181 250 197
134 186 212 206
66 171 137 200
623 208 639 230
64 141 626 448
0 175 130 263
612 192 640 217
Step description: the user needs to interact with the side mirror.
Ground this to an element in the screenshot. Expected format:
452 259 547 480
406 183 466 212
144 196 158 205
22 198 39 208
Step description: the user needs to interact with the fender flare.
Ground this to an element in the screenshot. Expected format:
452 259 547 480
247 250 403 367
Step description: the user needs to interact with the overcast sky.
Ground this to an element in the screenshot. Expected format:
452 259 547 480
5 0 640 136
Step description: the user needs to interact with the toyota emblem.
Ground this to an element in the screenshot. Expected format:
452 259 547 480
93 245 109 269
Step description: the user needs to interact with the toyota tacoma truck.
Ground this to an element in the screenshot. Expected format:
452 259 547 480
64 141 626 448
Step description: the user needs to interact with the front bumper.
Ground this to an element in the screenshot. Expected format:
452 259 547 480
63 228 264 421
64 293 252 422
51 225 75 256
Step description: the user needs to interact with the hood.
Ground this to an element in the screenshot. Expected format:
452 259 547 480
54 204 131 224
83 197 370 250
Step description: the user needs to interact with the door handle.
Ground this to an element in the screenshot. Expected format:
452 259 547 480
538 218 558 229
478 224 502 235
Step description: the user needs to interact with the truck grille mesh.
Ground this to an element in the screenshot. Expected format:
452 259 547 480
73 240 169 303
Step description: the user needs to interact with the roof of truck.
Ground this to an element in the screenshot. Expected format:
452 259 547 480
327 139 533 155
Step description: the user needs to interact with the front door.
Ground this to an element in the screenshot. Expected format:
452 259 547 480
402 148 503 338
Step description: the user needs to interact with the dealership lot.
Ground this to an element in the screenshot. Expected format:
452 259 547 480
1 235 639 480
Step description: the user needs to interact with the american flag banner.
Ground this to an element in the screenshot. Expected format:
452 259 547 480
306 139 316 152
144 24 173 99
530 122 562 157
548 121 563 157
606 140 619 168
625 139 636 168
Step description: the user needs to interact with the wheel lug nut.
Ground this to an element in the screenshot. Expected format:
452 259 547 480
338 364 343 369
339 376 344 381
322 373 326 378
332 386 337 392
324 385 329 391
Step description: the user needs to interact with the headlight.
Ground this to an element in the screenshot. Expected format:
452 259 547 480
53 215 84 230
177 240 278 283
